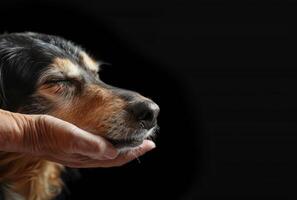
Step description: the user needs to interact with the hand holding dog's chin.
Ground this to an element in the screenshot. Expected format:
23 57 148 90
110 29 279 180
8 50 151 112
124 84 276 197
0 109 156 168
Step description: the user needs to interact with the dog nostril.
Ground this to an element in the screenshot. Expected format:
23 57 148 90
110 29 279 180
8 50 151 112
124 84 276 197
128 101 159 129
138 108 154 122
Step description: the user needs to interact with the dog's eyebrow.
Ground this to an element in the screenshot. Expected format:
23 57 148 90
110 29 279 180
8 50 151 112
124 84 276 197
51 57 81 77
38 58 81 85
79 51 99 72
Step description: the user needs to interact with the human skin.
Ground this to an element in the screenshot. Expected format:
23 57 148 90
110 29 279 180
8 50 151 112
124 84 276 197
0 109 156 168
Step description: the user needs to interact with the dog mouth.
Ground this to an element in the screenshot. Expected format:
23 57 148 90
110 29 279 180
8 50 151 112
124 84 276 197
107 126 158 149
109 137 144 148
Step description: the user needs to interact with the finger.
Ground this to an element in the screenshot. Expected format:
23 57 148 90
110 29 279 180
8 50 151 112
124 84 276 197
40 154 108 168
41 152 100 165
39 115 119 160
40 155 85 168
41 140 155 168
74 140 156 168
68 126 119 160
104 140 156 167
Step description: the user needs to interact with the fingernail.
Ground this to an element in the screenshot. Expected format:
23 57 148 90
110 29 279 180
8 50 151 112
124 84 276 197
147 140 156 149
103 148 119 159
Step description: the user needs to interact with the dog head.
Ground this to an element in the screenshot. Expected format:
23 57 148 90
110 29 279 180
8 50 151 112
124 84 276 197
0 32 159 151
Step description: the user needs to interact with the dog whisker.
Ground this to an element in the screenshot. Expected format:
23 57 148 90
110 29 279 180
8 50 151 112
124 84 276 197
131 149 141 164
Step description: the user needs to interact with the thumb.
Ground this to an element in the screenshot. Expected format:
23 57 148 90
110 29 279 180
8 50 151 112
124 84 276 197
69 127 119 160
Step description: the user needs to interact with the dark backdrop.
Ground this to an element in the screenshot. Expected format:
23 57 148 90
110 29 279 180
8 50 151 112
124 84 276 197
0 0 293 199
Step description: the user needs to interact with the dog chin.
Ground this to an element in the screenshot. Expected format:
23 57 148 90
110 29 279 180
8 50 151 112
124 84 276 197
108 126 157 153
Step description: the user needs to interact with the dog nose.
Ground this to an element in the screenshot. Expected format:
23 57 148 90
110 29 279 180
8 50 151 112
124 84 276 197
127 100 160 129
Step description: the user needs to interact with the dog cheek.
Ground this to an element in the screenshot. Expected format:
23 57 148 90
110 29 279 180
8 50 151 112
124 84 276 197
53 100 125 138
17 95 54 115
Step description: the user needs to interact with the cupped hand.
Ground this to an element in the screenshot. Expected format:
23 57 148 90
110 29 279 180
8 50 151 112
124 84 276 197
0 109 156 168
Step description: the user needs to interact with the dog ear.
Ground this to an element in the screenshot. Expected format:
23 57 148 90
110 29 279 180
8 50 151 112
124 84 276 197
0 65 7 109
0 36 9 109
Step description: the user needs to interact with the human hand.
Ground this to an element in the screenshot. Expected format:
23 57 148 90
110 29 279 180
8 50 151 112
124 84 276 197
0 109 156 168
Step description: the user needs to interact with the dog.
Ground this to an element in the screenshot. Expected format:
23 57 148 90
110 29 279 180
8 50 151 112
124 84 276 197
0 32 159 200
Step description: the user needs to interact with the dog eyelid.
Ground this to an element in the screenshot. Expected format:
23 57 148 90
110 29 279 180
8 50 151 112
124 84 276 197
43 75 83 84
44 79 71 84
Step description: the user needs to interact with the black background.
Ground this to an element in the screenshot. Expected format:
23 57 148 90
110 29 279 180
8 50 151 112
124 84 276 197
0 0 293 199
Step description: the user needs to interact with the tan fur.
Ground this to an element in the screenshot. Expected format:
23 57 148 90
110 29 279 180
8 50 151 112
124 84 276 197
51 58 81 78
37 58 81 87
0 152 63 200
48 84 126 137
